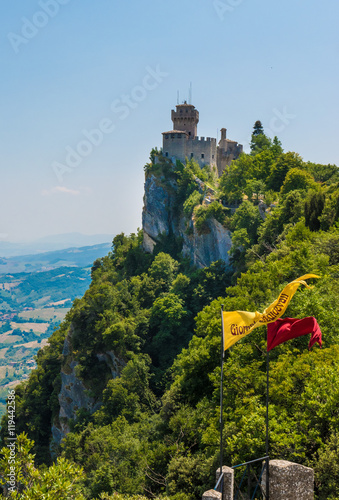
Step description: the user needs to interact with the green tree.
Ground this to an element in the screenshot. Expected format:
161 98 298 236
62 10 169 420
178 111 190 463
305 190 326 231
319 191 339 230
248 150 274 181
94 354 156 426
271 136 283 157
148 252 179 294
183 190 203 218
252 120 264 136
194 201 230 235
231 200 263 244
0 433 85 499
230 228 251 255
267 152 304 191
280 168 317 195
314 432 339 500
148 293 189 370
250 121 272 154
306 162 339 184
62 418 149 498
219 154 253 204
244 179 266 204
149 147 161 163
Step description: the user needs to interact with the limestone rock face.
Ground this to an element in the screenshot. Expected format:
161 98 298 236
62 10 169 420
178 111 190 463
52 328 125 446
181 217 232 269
142 175 177 252
57 359 97 439
142 173 232 269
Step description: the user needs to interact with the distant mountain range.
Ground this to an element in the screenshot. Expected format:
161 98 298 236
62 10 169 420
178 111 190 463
0 237 113 416
0 242 112 274
0 233 113 257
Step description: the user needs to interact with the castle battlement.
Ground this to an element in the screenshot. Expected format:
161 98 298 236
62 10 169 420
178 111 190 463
190 136 217 144
161 102 242 175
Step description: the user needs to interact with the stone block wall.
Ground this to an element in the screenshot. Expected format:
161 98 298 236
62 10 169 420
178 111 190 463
215 466 234 500
262 460 314 500
162 134 217 169
189 137 217 168
203 460 314 500
217 140 243 176
163 132 187 160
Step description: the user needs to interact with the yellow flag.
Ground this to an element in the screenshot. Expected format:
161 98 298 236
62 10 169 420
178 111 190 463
222 274 319 351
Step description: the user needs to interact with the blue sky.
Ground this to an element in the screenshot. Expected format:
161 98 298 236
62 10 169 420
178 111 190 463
1 0 338 242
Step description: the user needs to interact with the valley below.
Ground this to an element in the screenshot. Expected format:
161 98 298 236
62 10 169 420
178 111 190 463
0 242 111 416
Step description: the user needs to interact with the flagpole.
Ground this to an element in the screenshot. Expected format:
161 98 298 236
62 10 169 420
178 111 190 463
220 305 225 478
266 330 270 499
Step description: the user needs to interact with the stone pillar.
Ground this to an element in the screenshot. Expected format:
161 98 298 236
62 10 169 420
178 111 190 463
261 460 314 500
216 466 234 500
202 490 222 500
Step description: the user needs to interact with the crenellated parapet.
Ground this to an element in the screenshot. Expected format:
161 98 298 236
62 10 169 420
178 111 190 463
191 136 217 144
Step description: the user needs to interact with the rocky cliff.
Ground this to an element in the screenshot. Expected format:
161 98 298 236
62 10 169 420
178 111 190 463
142 172 233 268
52 326 125 447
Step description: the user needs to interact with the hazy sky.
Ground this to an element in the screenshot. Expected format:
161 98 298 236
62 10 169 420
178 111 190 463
1 0 338 242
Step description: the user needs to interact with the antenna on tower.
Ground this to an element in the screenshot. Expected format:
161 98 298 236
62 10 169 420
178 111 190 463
177 90 179 105
189 82 192 104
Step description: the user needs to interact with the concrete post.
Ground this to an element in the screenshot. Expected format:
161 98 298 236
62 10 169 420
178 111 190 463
216 466 234 500
261 460 314 500
202 490 222 500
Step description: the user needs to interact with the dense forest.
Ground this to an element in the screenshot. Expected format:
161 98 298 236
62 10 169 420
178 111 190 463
1 122 339 499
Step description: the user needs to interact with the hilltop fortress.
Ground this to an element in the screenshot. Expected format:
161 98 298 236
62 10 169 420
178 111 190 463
161 102 243 176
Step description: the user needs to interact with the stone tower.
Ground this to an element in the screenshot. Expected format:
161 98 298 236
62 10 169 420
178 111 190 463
171 102 199 137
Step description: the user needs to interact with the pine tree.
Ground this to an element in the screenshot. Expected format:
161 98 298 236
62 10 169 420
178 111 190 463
250 120 271 153
252 120 264 136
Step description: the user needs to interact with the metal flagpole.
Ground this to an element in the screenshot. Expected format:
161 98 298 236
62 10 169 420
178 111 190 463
220 305 225 478
266 330 270 499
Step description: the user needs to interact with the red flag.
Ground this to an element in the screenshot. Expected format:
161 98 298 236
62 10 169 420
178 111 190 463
267 317 322 351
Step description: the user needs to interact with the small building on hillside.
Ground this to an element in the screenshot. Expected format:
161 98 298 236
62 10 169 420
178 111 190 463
161 102 243 176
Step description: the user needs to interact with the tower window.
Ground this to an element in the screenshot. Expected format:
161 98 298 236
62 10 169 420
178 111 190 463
165 152 168 157
190 153 194 158
165 134 169 139
212 154 214 159
171 134 175 138
201 153 205 159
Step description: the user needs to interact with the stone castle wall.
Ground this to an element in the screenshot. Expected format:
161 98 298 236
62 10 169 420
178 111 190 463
163 132 187 161
217 140 243 176
163 134 217 169
189 136 217 168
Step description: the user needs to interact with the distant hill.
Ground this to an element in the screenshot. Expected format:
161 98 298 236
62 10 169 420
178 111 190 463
0 266 93 312
0 242 112 274
0 263 94 418
0 232 112 257
0 241 113 417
